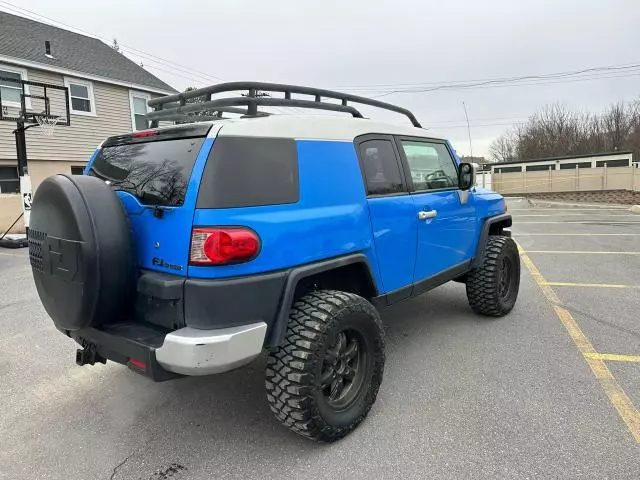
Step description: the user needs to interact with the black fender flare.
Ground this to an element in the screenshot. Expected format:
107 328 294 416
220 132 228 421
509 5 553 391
471 213 512 269
267 253 378 347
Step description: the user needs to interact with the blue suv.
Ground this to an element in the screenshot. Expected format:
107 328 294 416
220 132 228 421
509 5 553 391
28 82 519 442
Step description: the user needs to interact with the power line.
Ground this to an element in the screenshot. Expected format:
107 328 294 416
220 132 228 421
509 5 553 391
334 62 640 91
0 1 225 84
368 70 640 98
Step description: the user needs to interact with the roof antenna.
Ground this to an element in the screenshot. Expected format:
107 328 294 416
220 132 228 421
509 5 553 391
462 101 473 160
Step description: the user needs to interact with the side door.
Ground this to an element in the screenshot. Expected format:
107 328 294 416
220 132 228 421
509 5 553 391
356 135 417 301
395 137 477 288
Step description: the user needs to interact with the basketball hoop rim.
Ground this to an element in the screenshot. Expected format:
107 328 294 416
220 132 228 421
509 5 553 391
34 113 61 136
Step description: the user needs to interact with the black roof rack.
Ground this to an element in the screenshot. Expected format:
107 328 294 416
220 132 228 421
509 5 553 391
146 81 422 128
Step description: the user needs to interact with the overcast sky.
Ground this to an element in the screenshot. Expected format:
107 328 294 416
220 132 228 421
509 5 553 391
3 0 640 157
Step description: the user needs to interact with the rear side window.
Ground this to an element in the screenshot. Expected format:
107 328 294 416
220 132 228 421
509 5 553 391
197 137 299 209
89 137 205 206
358 139 404 196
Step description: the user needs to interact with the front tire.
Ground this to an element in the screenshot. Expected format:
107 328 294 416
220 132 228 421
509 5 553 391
466 235 520 316
265 290 385 442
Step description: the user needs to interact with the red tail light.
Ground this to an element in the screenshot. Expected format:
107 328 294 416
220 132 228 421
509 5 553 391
131 129 157 138
190 227 260 265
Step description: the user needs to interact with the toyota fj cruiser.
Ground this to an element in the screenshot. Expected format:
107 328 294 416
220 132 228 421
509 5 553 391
28 82 519 442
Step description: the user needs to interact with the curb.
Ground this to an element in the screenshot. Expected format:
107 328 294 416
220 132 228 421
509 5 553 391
527 199 631 210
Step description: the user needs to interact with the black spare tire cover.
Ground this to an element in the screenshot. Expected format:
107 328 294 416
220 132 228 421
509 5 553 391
28 174 132 331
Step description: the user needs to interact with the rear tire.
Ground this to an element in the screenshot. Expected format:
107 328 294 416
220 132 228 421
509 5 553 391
466 235 520 316
265 290 385 442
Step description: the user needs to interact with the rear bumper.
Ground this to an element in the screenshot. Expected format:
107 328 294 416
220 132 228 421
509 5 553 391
155 322 267 375
69 321 267 381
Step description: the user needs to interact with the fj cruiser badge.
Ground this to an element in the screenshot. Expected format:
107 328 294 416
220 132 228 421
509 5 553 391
152 257 183 271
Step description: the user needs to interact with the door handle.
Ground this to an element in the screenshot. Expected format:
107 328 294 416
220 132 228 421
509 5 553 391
418 210 437 220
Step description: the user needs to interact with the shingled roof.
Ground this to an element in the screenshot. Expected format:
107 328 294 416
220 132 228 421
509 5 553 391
0 11 176 93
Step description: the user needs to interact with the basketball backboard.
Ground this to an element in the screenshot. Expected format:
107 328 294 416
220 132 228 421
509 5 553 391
0 76 70 127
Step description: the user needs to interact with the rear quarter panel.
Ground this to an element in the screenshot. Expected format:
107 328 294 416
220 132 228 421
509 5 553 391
189 140 381 287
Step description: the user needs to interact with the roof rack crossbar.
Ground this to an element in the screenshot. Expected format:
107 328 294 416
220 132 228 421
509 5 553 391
147 81 422 127
147 96 363 123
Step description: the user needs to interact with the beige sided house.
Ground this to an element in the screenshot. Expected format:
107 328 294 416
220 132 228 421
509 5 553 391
0 11 177 232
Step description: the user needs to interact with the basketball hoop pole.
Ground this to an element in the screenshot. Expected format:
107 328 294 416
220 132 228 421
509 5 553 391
13 120 34 231
0 76 70 236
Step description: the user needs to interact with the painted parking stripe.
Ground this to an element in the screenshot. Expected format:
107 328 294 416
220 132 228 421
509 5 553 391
509 208 630 212
515 233 640 236
0 252 23 257
524 250 640 255
514 214 639 217
541 282 640 289
515 221 640 224
517 243 640 443
585 353 640 363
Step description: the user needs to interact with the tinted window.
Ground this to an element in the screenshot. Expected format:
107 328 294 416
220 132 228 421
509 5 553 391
496 166 522 173
358 139 404 196
400 140 457 190
596 159 629 167
559 162 591 170
526 164 553 172
89 137 205 206
197 137 299 209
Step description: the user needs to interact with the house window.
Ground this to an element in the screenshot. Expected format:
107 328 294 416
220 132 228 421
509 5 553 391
70 166 85 175
0 64 28 108
64 77 95 115
129 91 150 131
0 166 19 194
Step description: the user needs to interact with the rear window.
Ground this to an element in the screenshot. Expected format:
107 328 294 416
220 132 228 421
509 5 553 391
197 136 299 209
88 138 205 206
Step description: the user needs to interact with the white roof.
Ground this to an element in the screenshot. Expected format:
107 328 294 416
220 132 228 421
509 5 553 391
210 115 439 141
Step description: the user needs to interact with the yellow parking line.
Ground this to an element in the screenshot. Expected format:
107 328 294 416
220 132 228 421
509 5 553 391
516 221 640 224
509 209 630 211
518 243 640 443
542 282 640 289
524 251 640 255
515 233 640 236
0 251 23 257
585 353 640 363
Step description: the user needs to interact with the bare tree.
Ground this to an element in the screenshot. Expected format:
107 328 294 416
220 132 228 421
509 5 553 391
489 97 640 162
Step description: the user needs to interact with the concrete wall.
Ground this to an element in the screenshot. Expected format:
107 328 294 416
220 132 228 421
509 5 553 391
492 166 639 195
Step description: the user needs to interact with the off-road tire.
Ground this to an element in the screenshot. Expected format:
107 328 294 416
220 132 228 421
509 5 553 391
266 290 385 442
466 235 520 316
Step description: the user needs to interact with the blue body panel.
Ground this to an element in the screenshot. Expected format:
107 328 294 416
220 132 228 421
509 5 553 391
189 140 381 288
411 190 477 281
82 131 507 296
365 195 417 294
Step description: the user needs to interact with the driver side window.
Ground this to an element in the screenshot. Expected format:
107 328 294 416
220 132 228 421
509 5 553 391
399 140 458 191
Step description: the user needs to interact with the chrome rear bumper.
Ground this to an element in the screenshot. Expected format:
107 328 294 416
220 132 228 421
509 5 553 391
155 322 267 375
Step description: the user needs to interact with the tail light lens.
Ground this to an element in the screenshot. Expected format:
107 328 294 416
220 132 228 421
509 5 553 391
190 227 260 265
131 128 158 138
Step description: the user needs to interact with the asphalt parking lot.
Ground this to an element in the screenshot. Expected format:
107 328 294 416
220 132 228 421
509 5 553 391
1 198 639 480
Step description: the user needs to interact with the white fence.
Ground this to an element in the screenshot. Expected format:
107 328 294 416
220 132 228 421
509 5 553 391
492 165 639 195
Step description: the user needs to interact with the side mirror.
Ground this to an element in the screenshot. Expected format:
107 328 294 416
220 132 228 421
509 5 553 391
458 162 476 190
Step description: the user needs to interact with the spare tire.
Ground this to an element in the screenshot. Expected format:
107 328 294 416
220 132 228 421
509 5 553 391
28 174 133 331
